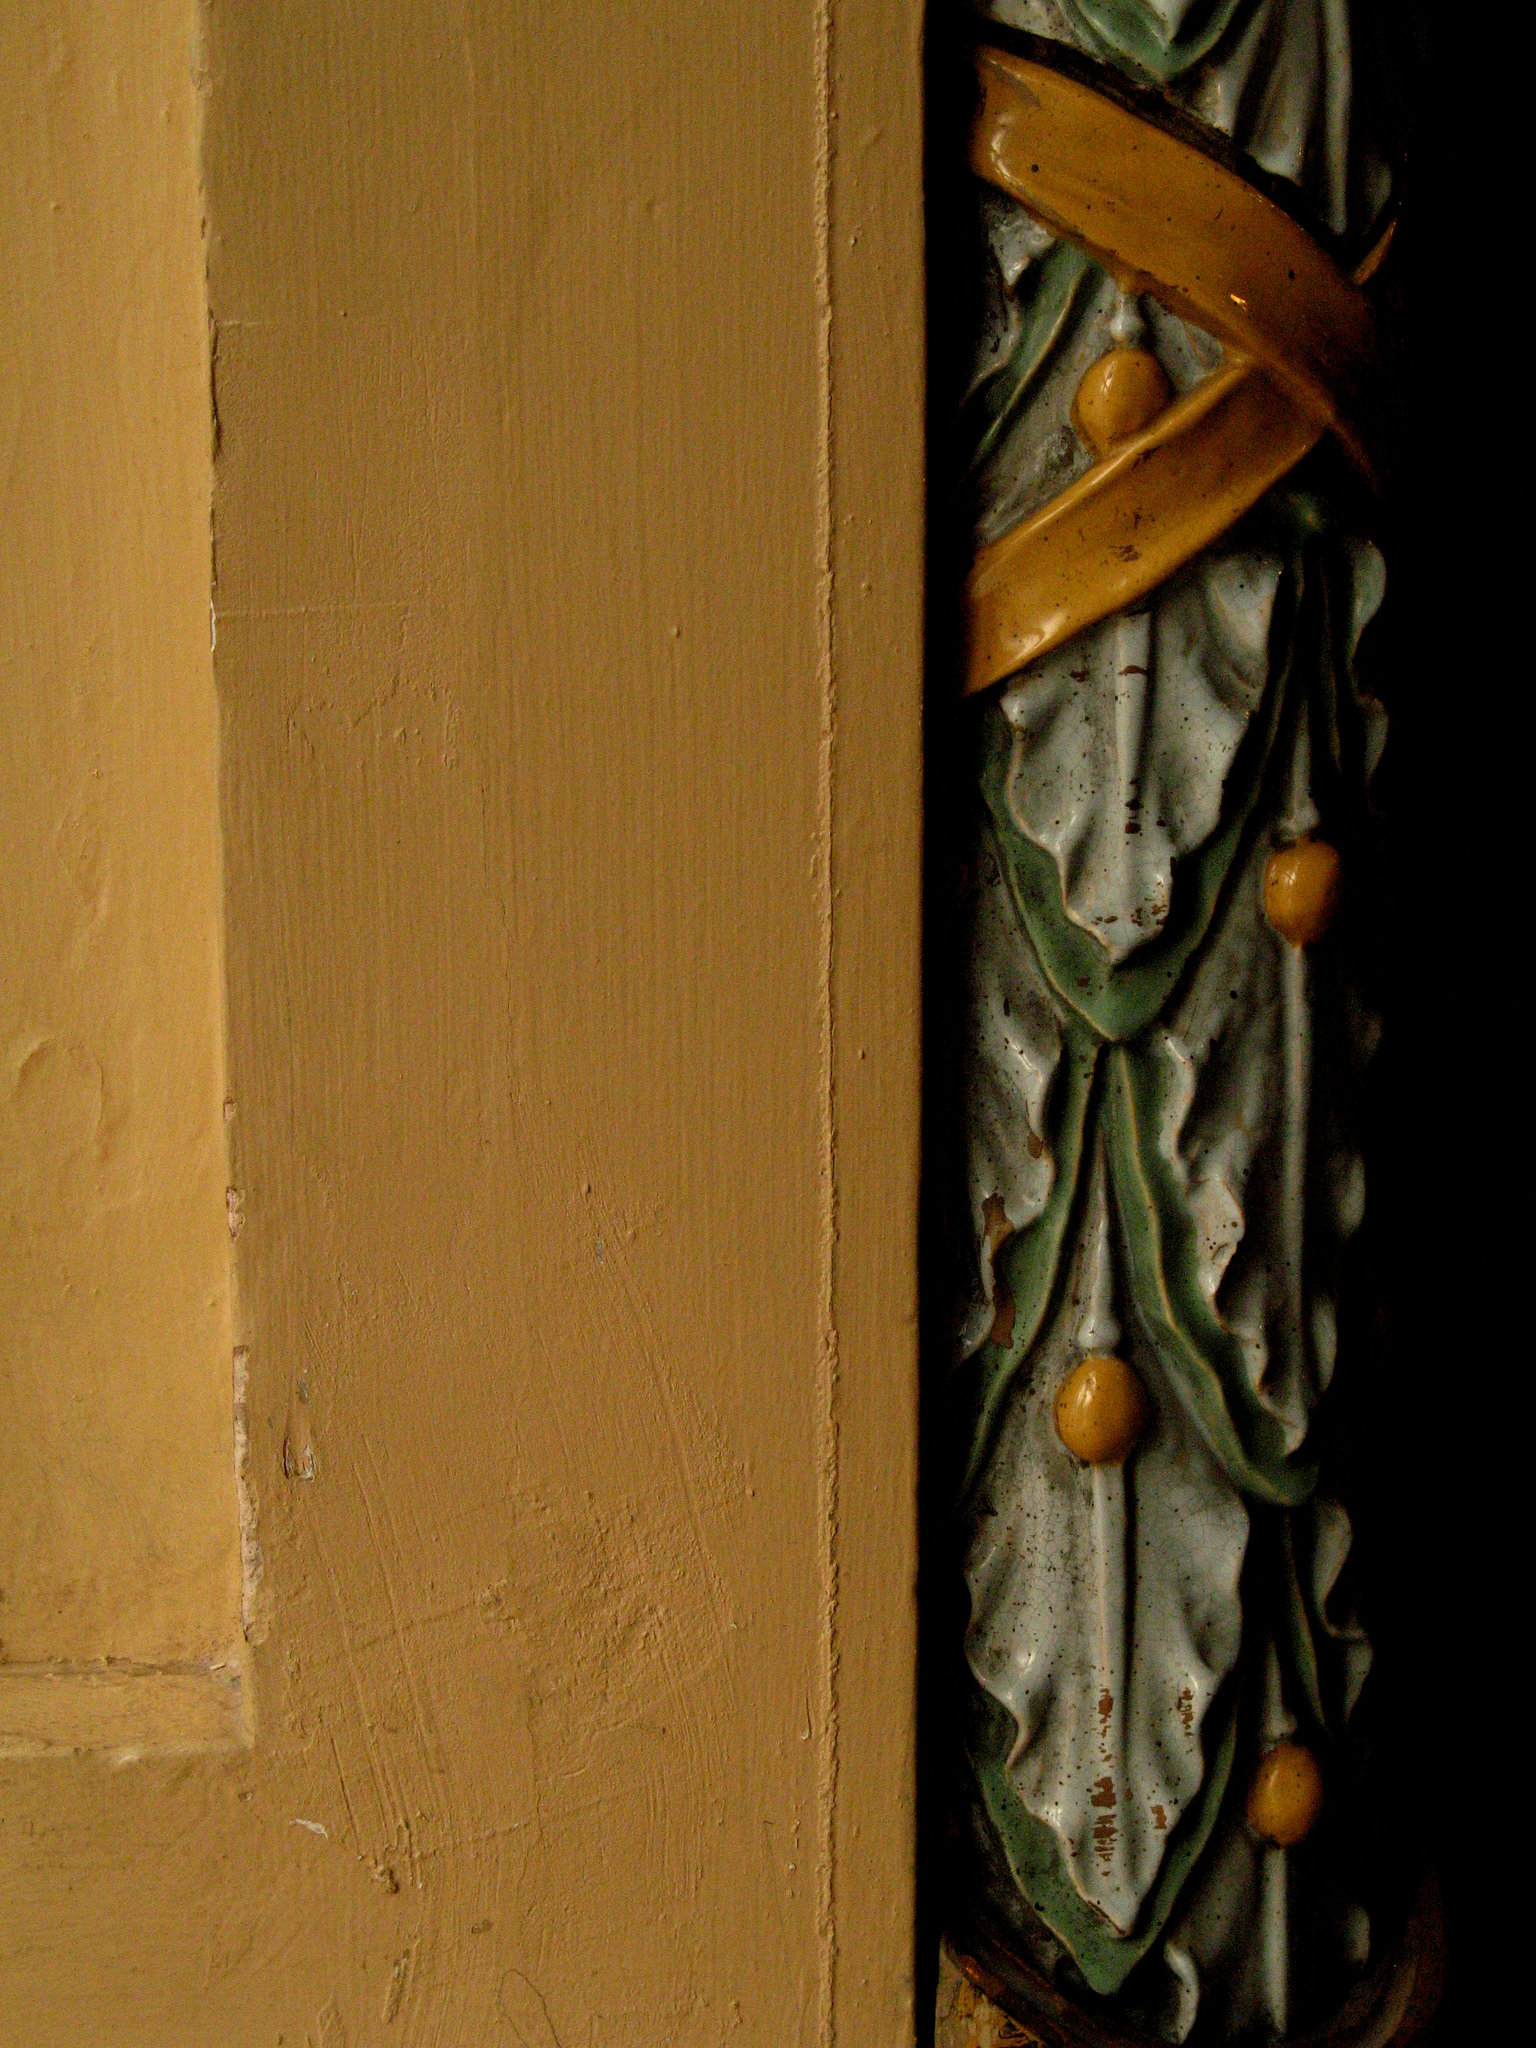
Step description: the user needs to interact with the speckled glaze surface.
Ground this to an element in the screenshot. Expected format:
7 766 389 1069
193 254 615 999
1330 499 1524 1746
942 4 1419 2040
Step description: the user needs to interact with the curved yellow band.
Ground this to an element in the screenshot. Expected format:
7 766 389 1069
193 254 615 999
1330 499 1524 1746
962 45 1384 698
970 45 1377 465
963 360 1317 697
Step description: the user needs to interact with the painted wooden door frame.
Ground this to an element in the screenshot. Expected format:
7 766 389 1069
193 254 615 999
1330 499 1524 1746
1 3 925 2040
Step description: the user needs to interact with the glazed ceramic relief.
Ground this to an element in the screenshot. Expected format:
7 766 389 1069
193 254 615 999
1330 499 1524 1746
940 5 1431 2042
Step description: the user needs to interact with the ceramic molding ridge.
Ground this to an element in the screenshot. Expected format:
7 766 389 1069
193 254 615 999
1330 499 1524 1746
945 7 1431 2043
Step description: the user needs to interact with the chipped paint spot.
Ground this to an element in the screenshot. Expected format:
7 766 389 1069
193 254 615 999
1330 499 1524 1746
381 1949 415 2025
232 1346 266 1643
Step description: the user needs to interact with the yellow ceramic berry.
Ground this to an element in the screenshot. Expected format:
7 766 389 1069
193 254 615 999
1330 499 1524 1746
1263 838 1342 946
1246 1741 1325 1847
1072 348 1174 456
1053 1354 1150 1466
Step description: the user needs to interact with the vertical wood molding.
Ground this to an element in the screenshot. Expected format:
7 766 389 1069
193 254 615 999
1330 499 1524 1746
0 2 926 2034
0 0 240 1705
826 1 926 2038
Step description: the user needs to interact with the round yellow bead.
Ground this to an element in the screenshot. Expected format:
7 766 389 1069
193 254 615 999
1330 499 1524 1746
1246 1741 1325 1847
1053 1354 1150 1466
1263 838 1342 947
1072 348 1174 457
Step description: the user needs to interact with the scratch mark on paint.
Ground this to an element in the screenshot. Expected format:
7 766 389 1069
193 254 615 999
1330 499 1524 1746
291 1816 329 1838
313 1527 411 1866
355 1436 446 1887
573 1203 735 1660
316 1997 348 2048
327 1727 362 1852
381 1945 415 2024
496 1969 565 2047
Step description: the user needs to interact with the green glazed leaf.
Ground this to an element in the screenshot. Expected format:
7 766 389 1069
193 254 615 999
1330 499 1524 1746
1061 0 1250 84
1104 1047 1317 1506
960 1022 1101 1500
967 243 1096 479
970 1676 1239 1996
978 613 1289 1045
1278 1515 1327 1732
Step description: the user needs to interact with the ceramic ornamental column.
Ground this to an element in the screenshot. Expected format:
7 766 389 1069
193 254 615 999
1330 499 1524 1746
940 6 1435 2043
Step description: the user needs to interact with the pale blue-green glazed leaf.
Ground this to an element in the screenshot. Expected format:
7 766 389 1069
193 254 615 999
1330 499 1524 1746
960 1021 1100 1500
1061 0 1250 84
1104 1047 1317 1506
970 1676 1239 1996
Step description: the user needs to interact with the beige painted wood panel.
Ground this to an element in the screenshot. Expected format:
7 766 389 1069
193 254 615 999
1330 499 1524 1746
0 1 239 1713
0 1 922 2039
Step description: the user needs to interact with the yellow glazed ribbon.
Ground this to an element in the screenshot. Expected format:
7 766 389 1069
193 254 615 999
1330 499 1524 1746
963 45 1383 699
